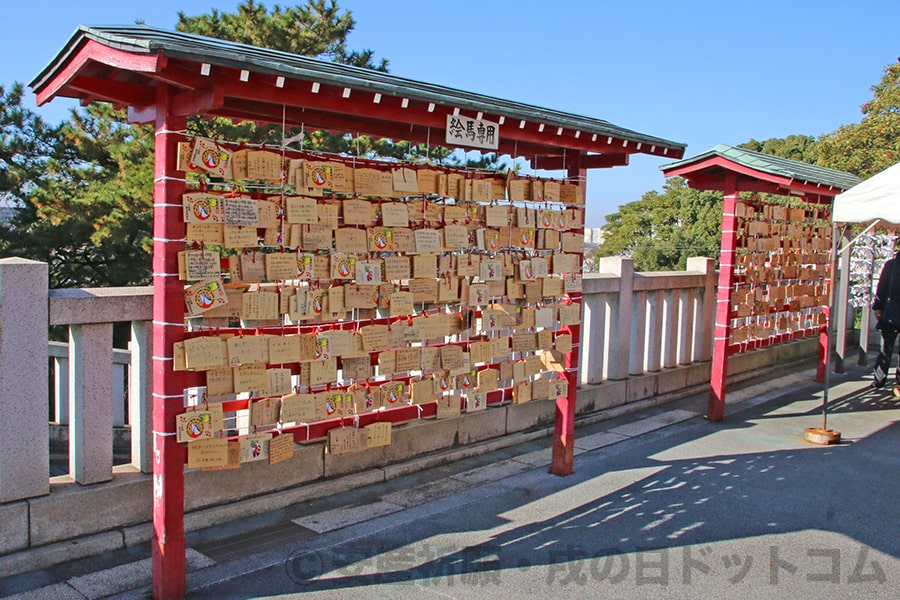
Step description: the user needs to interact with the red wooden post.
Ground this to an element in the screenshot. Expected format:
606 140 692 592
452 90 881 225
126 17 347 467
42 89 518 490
708 172 738 422
151 85 188 600
816 308 829 382
551 153 585 476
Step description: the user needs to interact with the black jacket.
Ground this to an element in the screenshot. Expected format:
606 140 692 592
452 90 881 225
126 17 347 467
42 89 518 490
873 255 900 328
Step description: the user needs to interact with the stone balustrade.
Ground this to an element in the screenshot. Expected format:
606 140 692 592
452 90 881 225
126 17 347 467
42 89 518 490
0 255 837 566
0 258 715 501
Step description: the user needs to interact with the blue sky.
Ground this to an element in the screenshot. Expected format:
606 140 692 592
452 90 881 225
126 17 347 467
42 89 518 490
4 0 898 226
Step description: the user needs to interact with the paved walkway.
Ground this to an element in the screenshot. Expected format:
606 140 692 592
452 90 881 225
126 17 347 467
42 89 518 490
2 363 898 599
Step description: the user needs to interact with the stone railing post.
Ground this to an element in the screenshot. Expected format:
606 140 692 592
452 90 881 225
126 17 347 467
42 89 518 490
598 256 633 380
661 289 678 368
50 343 70 424
629 289 648 376
580 286 604 385
687 257 716 362
676 289 695 365
645 291 663 372
130 320 153 473
0 258 49 501
69 322 114 484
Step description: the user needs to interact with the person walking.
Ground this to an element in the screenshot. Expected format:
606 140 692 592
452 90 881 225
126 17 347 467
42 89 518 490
872 248 900 393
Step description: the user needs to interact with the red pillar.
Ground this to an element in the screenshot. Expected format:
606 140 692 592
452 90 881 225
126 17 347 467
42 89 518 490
551 153 585 476
816 308 829 382
708 172 738 422
151 85 187 599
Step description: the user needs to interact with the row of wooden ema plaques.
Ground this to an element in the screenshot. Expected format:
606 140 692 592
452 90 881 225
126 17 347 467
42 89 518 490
728 199 832 347
174 136 585 470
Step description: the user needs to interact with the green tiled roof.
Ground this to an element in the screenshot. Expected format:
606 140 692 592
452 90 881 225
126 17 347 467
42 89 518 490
661 144 861 190
31 25 686 155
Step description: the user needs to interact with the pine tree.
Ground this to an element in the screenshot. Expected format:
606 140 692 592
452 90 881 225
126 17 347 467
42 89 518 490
6 1 390 287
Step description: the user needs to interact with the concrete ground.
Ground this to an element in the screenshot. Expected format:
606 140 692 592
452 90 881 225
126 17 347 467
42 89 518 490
2 362 898 599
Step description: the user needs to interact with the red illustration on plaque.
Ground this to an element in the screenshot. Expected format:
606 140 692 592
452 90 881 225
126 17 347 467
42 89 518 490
461 372 474 388
364 391 375 409
184 414 210 439
297 255 311 277
439 375 451 391
194 280 221 309
542 212 554 228
373 231 390 250
200 148 228 171
338 259 352 278
310 166 329 187
251 440 263 458
520 230 532 245
192 198 215 221
386 384 403 404
312 294 324 314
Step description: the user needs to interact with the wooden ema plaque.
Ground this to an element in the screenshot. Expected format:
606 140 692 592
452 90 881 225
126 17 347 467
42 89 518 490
176 142 584 463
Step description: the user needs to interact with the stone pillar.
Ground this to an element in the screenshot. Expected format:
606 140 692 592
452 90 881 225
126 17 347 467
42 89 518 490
0 258 49 501
599 256 633 380
579 281 605 385
661 289 678 368
53 353 69 424
130 320 153 473
629 291 647 375
687 257 717 362
677 289 695 365
645 291 663 372
69 322 114 484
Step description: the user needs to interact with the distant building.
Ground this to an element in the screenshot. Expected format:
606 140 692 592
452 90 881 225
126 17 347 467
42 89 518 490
583 228 605 247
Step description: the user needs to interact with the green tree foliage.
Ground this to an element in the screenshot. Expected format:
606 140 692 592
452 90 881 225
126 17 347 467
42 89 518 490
2 96 155 287
596 177 722 271
176 0 388 71
178 0 392 153
0 83 54 209
818 61 900 178
595 58 900 272
3 1 390 287
740 134 820 164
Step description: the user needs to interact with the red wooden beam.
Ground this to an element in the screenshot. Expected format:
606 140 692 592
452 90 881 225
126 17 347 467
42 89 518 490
34 39 160 106
66 74 154 106
665 156 842 200
531 153 629 170
171 86 225 118
153 60 675 159
209 97 570 159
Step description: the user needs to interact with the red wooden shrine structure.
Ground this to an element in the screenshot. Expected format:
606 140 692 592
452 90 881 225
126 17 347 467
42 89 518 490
32 25 685 599
661 145 860 422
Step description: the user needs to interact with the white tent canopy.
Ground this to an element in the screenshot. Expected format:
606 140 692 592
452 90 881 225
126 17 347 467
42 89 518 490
833 161 900 224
